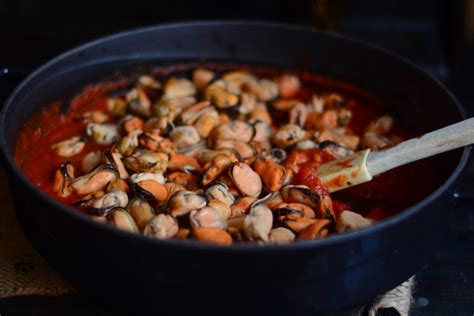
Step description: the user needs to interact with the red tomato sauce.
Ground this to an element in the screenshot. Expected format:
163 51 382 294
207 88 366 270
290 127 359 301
15 80 129 205
14 63 445 221
285 148 440 221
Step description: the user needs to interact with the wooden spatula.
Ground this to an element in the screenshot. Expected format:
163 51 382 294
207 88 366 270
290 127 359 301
317 117 474 193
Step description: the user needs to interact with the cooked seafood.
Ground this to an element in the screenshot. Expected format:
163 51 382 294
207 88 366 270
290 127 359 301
24 66 408 245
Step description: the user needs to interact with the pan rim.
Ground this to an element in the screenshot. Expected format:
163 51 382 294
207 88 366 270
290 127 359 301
0 20 470 253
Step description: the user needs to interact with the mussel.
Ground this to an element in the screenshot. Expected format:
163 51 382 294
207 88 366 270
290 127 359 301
127 197 155 230
253 158 291 192
268 227 295 244
127 87 151 117
201 154 233 186
171 125 201 148
131 178 168 202
204 82 239 109
51 136 85 157
271 124 306 148
214 139 256 160
277 74 300 99
167 190 207 217
103 150 129 179
53 162 76 198
228 162 262 197
245 79 279 101
205 182 235 208
91 189 129 216
192 68 215 91
190 206 227 229
115 129 142 156
210 120 256 144
123 149 169 173
72 164 118 195
87 123 120 145
281 185 335 221
144 214 179 239
298 219 332 240
108 207 139 233
82 151 101 173
335 210 374 233
243 202 273 242
163 78 196 99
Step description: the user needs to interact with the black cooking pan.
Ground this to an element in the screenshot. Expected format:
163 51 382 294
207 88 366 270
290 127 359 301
0 21 471 314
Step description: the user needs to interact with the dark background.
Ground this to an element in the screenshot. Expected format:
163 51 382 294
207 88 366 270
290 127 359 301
2 0 474 108
1 0 474 101
1 0 474 315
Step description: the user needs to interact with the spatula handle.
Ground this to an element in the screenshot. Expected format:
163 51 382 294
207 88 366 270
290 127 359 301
366 117 474 176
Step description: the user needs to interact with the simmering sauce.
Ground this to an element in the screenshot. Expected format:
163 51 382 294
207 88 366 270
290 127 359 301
14 64 446 245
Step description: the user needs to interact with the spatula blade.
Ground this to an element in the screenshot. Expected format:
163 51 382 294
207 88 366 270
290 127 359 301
317 149 372 193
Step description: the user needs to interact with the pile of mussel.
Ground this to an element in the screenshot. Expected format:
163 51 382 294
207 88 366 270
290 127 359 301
51 68 397 245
